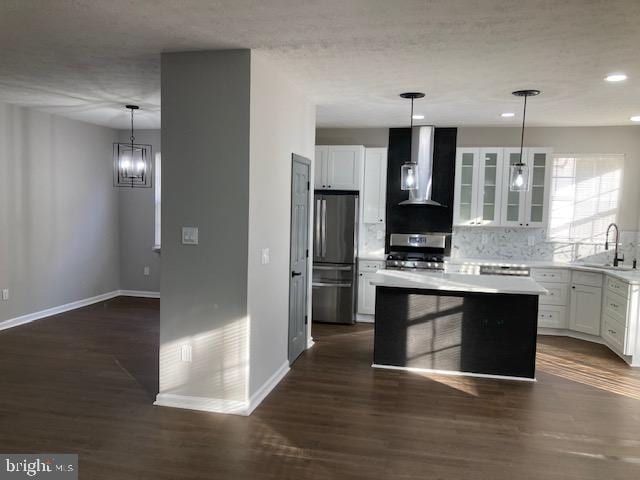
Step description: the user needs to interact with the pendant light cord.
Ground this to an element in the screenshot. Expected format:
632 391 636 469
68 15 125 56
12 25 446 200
519 94 527 162
130 107 135 187
130 107 135 145
409 97 414 163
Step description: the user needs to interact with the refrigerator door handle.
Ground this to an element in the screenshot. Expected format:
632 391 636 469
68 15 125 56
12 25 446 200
312 282 352 288
313 265 352 271
315 197 322 256
321 199 327 257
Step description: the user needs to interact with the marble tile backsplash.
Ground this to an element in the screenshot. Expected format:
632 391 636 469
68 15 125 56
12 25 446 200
452 227 639 264
360 223 386 259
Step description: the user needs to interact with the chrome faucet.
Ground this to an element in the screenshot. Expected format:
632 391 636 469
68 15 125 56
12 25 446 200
605 223 624 267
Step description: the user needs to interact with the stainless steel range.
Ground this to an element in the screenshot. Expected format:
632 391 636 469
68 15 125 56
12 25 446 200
385 233 450 271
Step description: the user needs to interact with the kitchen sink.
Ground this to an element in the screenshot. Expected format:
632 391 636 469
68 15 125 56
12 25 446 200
578 263 634 271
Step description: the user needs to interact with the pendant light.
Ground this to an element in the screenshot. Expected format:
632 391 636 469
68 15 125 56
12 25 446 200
509 90 540 192
399 92 425 191
113 105 152 188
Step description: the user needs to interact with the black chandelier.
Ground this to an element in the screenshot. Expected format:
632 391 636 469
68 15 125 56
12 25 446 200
113 105 152 188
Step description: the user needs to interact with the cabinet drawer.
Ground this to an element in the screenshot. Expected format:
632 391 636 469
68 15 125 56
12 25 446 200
572 271 603 287
531 268 570 283
537 305 567 329
601 314 628 355
538 282 568 306
602 290 628 324
359 260 384 272
606 276 630 298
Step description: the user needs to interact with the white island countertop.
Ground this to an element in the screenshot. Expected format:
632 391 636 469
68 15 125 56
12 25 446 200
371 269 548 296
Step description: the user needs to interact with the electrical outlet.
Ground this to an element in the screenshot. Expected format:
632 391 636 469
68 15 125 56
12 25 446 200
181 227 199 245
376 230 384 240
180 345 192 363
481 234 488 245
261 248 270 265
528 235 535 247
143 266 150 276
2 289 8 301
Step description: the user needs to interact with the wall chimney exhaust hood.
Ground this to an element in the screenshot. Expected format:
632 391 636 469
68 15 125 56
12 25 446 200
399 125 442 206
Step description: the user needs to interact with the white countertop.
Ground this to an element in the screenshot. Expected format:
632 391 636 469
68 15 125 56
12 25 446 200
370 269 548 295
446 257 640 285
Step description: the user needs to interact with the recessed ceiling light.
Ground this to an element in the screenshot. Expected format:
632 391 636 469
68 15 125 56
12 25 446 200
605 73 627 82
501 112 515 118
412 114 425 120
631 116 640 122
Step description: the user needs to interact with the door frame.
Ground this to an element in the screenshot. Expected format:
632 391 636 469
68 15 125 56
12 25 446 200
289 154 313 364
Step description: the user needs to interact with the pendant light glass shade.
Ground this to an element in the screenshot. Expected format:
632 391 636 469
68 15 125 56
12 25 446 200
508 90 540 192
401 163 418 190
509 160 529 192
114 105 152 188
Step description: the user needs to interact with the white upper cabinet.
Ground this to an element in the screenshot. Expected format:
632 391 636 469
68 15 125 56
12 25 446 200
453 148 503 226
362 148 387 224
315 145 364 191
453 149 481 225
454 146 552 228
500 148 528 227
524 148 552 227
314 146 329 189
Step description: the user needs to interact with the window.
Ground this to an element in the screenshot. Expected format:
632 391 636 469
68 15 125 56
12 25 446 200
548 154 624 243
154 152 161 248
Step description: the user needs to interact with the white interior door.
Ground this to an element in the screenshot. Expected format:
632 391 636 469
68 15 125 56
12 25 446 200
289 155 311 364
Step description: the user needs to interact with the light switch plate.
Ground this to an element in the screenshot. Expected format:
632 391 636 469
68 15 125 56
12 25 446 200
181 345 192 362
143 266 150 276
1 289 8 301
182 227 199 245
261 248 270 265
528 235 535 247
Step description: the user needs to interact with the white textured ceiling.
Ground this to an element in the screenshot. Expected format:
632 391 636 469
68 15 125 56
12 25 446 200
1 0 639 129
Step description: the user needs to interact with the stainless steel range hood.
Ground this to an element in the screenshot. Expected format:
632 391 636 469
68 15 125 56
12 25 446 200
399 126 442 206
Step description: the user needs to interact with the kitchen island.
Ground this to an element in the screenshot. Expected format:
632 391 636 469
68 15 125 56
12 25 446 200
371 270 548 380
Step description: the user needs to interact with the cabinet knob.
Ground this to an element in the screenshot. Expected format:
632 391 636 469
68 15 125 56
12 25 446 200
572 286 576 289
526 223 529 226
519 223 523 226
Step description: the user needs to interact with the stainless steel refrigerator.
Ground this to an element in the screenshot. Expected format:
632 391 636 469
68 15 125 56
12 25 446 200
312 193 358 324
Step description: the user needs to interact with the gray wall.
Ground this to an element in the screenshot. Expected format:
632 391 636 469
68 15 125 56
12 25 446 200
316 127 389 147
159 50 251 401
117 129 161 292
0 101 120 323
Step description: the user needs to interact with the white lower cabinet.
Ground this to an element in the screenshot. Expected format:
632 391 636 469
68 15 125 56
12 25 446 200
568 272 603 336
357 260 384 316
532 268 570 329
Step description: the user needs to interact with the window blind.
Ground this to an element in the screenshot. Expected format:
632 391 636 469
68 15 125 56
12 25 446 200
548 154 624 242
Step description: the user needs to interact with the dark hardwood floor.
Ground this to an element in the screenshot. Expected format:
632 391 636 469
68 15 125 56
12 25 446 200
1 297 640 479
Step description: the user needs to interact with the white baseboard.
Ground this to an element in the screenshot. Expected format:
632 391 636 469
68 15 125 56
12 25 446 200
0 289 160 332
154 360 290 417
154 393 248 415
306 337 315 349
246 360 290 415
537 327 604 344
0 290 121 332
356 313 375 324
371 363 536 382
538 327 635 366
119 290 160 298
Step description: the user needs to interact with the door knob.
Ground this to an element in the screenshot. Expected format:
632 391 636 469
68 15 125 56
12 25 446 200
291 271 302 277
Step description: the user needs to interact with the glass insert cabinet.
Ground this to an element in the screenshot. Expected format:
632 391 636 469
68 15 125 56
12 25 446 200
453 147 552 228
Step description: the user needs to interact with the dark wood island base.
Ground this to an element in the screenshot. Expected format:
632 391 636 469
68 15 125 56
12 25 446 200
373 286 540 380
